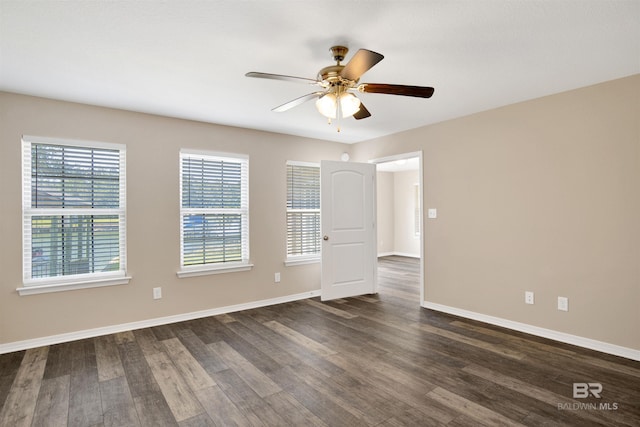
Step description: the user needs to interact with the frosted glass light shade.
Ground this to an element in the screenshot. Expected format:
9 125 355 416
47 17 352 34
316 93 337 118
315 92 361 119
339 93 361 117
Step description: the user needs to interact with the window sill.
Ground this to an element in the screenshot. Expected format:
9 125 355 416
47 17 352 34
284 256 320 266
177 262 254 278
17 275 132 296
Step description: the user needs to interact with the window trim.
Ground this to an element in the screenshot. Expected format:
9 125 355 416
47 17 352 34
285 161 321 265
177 149 251 277
19 135 130 295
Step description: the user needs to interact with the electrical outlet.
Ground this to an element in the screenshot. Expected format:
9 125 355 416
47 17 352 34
153 287 162 300
558 296 568 311
274 272 281 283
525 291 534 305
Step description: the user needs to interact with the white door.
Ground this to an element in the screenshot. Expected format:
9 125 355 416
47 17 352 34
321 160 377 301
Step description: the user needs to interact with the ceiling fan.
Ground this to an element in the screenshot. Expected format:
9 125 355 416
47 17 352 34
246 46 434 131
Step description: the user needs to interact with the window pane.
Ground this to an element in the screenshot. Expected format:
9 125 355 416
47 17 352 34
182 157 242 209
287 164 320 257
31 215 120 278
286 211 321 256
287 164 320 210
182 214 243 265
31 144 120 209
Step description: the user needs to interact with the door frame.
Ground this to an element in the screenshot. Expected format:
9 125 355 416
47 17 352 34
370 151 425 306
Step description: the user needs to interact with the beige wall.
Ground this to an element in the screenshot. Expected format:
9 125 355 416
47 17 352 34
376 171 395 255
393 169 420 257
377 169 421 257
353 74 640 350
0 92 347 344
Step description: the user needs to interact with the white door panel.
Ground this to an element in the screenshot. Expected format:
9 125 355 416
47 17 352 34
321 161 376 301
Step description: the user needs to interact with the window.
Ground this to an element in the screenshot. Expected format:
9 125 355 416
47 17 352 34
178 150 250 277
286 162 320 264
20 136 128 295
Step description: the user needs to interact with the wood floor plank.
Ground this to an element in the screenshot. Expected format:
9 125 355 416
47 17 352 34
175 329 228 375
151 324 177 341
113 330 136 346
208 368 285 426
450 320 578 358
31 375 70 427
162 337 215 391
215 323 283 375
42 342 73 380
133 328 167 357
283 360 396 425
144 351 204 422
208 341 281 398
178 412 216 427
272 365 368 427
263 390 329 427
303 298 359 319
0 346 48 427
427 386 527 427
67 339 103 427
414 321 526 360
133 392 178 427
221 314 302 368
188 317 231 345
215 313 238 324
263 320 337 357
95 334 126 382
377 406 449 427
0 351 25 411
117 340 162 398
194 384 252 427
99 376 140 427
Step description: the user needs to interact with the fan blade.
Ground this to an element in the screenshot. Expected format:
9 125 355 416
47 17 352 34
272 92 324 112
353 102 371 120
361 83 434 98
246 72 321 85
340 49 384 81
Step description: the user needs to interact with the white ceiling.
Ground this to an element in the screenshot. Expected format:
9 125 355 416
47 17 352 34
1 1 638 144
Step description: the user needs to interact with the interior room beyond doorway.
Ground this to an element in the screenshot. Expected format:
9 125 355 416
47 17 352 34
374 154 423 303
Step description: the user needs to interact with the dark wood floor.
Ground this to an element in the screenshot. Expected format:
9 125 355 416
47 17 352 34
1 256 639 426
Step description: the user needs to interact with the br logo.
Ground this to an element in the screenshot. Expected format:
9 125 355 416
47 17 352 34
573 383 602 398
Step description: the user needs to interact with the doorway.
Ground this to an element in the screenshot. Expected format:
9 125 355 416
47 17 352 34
372 152 424 305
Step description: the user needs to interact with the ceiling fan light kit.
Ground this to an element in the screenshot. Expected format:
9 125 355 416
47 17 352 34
246 45 434 132
315 90 361 119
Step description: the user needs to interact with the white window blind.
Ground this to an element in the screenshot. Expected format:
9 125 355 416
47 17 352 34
286 162 320 259
22 137 127 286
180 150 249 269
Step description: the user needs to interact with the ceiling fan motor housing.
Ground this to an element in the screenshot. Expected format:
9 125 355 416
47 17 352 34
318 46 358 86
318 65 345 83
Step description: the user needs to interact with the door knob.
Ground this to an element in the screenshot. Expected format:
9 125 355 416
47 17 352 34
323 235 329 241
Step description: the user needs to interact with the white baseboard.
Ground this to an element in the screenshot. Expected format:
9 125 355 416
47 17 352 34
422 301 640 362
378 252 420 258
0 290 321 355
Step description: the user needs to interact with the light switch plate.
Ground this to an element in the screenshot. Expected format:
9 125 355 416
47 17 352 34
428 208 437 219
558 296 569 311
